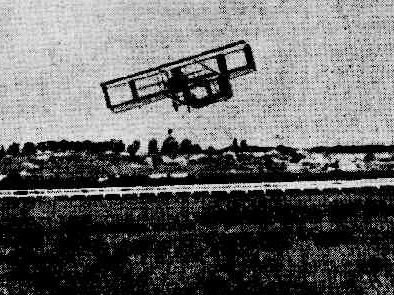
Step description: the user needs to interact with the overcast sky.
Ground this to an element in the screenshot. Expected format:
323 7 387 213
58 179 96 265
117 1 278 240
0 0 393 150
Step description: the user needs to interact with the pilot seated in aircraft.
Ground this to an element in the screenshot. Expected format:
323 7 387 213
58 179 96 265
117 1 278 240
168 68 232 111
168 68 195 111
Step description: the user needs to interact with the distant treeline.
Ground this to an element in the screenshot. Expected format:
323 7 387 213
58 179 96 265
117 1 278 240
1 134 394 158
308 145 394 154
0 130 258 158
0 139 128 157
0 133 207 158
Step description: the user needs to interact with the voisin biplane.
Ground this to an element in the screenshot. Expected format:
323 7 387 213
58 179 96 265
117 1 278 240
100 40 256 112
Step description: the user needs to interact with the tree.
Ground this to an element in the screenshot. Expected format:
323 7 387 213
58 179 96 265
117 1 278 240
148 139 158 155
127 140 141 157
22 142 37 155
148 138 160 169
46 140 59 152
191 144 202 154
93 142 107 153
231 138 239 153
206 146 216 155
59 139 71 152
240 139 248 151
99 141 113 153
110 139 125 154
7 142 20 156
82 140 93 153
0 146 5 159
161 129 178 158
70 141 83 152
179 139 192 155
37 142 48 152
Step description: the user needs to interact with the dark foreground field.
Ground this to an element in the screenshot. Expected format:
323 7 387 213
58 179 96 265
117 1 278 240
1 186 394 294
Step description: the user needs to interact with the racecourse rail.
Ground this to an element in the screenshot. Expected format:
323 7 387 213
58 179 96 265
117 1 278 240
0 178 393 199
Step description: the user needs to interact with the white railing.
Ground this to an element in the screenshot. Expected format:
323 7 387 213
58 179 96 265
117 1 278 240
0 178 392 199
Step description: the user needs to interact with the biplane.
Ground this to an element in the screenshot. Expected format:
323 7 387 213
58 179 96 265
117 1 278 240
100 40 256 112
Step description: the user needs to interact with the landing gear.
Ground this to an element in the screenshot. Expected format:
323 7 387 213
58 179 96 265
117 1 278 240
165 66 232 112
172 100 190 112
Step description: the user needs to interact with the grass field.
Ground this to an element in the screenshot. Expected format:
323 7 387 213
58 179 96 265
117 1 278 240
1 186 394 294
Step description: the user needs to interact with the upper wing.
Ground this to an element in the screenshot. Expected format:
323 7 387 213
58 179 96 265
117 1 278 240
101 70 169 113
101 40 256 113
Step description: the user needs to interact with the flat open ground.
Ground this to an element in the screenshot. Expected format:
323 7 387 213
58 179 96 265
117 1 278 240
0 180 394 294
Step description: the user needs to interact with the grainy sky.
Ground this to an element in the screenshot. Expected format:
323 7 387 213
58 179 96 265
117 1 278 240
0 0 393 150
